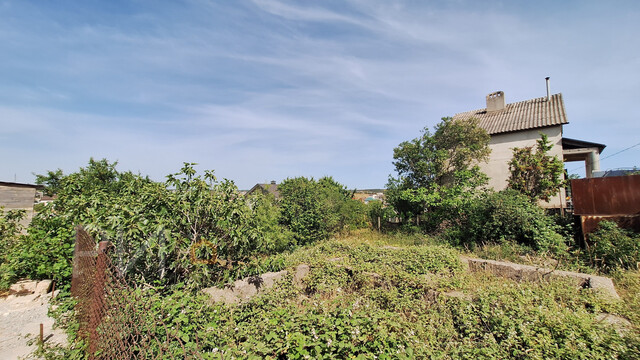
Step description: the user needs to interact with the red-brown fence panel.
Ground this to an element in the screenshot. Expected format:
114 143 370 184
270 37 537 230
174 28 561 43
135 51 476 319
71 226 204 359
571 174 640 235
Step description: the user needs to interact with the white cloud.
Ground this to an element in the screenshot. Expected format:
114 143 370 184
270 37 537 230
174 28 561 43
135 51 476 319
1 1 639 187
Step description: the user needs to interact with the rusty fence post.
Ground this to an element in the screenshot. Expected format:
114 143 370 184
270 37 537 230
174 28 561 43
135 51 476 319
88 241 111 359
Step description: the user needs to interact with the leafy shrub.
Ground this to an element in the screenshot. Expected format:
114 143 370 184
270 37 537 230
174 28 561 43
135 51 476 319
279 177 329 245
367 200 398 231
0 208 24 255
5 159 300 290
279 176 367 245
0 209 26 288
245 193 295 254
586 221 640 272
0 208 74 290
507 133 565 202
46 235 639 359
446 279 636 359
454 189 566 253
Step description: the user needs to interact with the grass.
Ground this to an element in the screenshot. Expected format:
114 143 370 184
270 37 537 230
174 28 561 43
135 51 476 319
612 270 640 325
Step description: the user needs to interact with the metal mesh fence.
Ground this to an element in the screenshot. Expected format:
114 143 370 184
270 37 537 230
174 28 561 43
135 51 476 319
71 226 203 359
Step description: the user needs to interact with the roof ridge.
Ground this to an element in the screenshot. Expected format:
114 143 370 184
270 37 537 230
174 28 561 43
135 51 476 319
452 93 567 135
453 93 563 117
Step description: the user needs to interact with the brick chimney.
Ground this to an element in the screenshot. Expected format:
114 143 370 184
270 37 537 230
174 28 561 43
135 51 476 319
486 91 505 112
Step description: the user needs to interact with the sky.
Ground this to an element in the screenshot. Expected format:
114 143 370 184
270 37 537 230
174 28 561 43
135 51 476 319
1 0 639 189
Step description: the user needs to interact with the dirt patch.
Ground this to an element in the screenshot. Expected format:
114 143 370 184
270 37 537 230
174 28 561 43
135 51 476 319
0 281 66 360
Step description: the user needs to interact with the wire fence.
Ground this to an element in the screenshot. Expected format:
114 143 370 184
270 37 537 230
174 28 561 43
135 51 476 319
70 226 203 359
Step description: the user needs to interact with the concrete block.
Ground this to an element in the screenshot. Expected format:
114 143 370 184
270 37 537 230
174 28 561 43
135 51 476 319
202 270 288 304
464 257 620 299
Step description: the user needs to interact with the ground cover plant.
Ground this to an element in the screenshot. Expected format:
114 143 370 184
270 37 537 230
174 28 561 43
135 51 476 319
38 231 639 359
585 220 640 273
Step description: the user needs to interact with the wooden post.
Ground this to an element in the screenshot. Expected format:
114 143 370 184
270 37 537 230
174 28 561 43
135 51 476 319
377 217 381 231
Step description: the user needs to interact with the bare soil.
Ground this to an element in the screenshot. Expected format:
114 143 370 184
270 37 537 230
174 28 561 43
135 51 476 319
0 291 66 359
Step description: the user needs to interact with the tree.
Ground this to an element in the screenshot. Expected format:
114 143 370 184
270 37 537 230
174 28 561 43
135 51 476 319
386 117 491 224
278 176 367 245
34 169 64 196
390 117 490 189
507 133 564 202
279 177 327 245
2 159 296 290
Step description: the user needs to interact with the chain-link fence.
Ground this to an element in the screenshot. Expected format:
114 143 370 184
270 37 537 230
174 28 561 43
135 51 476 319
71 226 203 359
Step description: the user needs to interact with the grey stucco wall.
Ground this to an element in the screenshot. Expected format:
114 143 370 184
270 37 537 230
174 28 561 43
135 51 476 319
479 126 566 208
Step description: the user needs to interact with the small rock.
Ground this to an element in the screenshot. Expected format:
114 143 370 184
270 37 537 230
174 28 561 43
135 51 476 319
9 280 38 294
202 270 288 304
596 313 633 335
294 264 310 286
35 280 53 295
443 291 472 301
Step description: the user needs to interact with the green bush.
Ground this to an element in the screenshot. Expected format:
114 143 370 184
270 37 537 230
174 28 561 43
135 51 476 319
454 189 566 253
279 176 367 245
3 160 302 290
0 208 26 288
246 192 295 254
279 177 329 245
367 200 396 231
586 221 640 272
0 208 74 290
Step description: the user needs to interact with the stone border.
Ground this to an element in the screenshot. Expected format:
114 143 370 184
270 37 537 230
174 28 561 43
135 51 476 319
202 257 621 304
461 257 619 299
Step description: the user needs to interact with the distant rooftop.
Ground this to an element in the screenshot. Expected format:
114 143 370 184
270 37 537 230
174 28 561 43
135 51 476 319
246 181 280 198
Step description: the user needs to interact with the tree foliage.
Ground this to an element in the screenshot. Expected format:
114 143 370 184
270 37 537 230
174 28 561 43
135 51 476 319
1 159 298 289
390 117 491 189
278 176 367 245
34 168 65 196
386 117 491 224
2 159 371 290
508 133 565 202
0 209 27 288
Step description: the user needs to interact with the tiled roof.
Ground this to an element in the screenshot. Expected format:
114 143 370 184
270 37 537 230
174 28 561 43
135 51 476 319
453 93 568 135
246 183 280 198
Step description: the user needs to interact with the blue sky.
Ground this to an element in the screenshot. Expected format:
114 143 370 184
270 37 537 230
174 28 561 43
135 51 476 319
1 0 639 189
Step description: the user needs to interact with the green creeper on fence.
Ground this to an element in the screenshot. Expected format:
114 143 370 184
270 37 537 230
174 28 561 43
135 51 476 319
507 133 565 202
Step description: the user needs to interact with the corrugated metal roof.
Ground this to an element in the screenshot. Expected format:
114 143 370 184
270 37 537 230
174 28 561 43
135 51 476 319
452 93 568 135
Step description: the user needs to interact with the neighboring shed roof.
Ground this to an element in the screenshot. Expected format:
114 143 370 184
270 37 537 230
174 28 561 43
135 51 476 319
0 181 44 189
453 93 568 135
562 137 606 154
